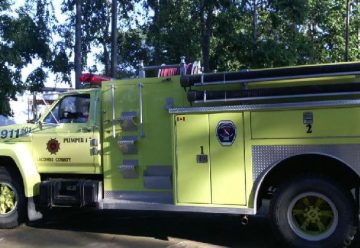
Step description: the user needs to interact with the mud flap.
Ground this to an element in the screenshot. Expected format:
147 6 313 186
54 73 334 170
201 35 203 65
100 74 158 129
27 197 43 221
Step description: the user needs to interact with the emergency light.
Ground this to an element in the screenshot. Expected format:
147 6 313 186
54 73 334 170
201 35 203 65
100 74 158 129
80 73 111 87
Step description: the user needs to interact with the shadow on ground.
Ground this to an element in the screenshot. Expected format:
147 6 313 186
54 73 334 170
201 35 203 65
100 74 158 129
28 209 359 248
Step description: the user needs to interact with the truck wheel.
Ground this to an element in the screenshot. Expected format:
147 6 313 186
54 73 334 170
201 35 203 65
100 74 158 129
0 167 26 228
270 175 357 248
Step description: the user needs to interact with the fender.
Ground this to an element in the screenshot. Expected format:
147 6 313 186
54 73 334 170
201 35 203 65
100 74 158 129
0 142 41 198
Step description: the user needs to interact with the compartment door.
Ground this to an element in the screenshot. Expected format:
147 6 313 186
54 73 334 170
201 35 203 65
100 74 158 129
209 113 246 205
176 114 211 204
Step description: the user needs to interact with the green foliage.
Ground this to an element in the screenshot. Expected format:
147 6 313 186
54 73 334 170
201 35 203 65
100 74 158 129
2 0 360 117
146 0 201 65
117 29 149 76
144 0 360 71
25 67 46 92
0 0 71 116
60 0 141 76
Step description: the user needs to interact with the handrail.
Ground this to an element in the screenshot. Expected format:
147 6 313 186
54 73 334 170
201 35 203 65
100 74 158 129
138 82 144 138
138 56 187 78
111 84 116 138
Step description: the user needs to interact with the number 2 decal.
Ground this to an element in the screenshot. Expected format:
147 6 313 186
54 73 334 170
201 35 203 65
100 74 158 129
306 124 313 134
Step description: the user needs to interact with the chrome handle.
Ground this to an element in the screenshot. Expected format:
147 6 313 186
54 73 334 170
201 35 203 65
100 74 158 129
138 82 144 138
111 84 116 138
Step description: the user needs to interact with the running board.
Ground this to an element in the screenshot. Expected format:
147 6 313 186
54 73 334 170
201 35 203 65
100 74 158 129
100 199 255 215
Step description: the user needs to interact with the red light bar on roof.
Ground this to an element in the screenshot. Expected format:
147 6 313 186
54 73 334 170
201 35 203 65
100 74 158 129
80 73 111 86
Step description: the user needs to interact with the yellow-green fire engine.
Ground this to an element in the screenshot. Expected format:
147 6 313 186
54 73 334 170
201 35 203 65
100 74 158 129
0 59 359 248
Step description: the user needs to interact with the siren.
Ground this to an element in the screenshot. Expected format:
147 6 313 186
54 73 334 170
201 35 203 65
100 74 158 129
80 73 111 87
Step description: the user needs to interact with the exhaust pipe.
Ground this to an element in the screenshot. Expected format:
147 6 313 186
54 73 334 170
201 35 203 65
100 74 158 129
241 215 249 225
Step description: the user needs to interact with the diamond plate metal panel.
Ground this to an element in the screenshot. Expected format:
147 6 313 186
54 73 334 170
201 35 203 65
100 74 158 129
118 160 138 178
252 144 360 182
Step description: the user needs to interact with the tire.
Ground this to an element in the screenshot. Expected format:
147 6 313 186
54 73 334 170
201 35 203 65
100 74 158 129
269 175 357 248
0 166 26 228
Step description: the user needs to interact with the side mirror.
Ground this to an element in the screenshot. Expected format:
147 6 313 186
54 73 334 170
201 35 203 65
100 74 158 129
38 121 43 130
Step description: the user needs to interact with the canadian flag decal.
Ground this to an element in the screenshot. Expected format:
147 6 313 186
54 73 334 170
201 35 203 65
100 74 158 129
176 116 186 122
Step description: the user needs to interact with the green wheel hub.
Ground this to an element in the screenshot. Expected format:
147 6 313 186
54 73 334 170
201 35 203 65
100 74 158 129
0 183 17 215
287 192 338 241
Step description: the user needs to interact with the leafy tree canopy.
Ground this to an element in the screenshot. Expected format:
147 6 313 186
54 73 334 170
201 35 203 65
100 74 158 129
0 0 71 116
2 0 360 117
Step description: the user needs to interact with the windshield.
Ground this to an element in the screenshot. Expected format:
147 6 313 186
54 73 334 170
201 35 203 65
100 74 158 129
43 94 90 124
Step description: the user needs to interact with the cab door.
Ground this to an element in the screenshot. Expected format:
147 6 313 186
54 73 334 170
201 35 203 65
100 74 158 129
32 91 101 174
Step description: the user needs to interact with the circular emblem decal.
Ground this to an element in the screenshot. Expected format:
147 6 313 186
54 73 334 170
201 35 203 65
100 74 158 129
47 138 60 154
216 121 236 146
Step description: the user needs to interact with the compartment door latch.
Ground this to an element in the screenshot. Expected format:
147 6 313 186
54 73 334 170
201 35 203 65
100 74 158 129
196 146 208 164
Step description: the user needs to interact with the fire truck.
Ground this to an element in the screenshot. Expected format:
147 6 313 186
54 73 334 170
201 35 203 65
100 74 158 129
0 58 359 248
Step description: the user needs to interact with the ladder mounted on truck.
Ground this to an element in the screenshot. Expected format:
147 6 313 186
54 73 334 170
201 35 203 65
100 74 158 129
180 62 360 104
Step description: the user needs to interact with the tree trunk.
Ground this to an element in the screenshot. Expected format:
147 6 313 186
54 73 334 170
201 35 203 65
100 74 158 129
345 0 352 62
200 4 214 72
111 0 118 78
74 0 82 89
103 40 110 76
252 0 257 45
202 32 211 72
153 1 161 65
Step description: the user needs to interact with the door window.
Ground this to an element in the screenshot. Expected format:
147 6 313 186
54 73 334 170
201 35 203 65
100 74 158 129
43 94 90 124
